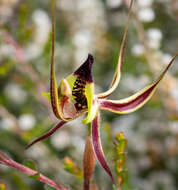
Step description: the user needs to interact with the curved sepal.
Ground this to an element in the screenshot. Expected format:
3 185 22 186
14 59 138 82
99 53 178 114
91 114 115 184
49 0 64 120
97 0 134 99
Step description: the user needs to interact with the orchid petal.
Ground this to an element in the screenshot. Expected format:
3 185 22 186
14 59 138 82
97 0 134 99
26 121 66 149
99 53 178 114
91 114 115 184
58 79 72 97
65 74 77 92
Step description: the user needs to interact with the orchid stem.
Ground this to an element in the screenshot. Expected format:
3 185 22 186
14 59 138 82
87 123 92 137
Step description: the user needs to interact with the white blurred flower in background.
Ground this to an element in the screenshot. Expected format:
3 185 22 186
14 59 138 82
26 144 47 159
137 0 153 7
0 0 19 24
148 172 176 190
73 30 92 65
0 44 15 58
106 0 122 8
146 28 162 49
4 83 27 104
0 118 14 130
170 87 178 110
137 7 155 22
71 136 85 153
69 0 106 67
18 114 36 130
32 10 51 45
51 130 70 149
57 0 74 11
161 53 172 65
169 122 178 134
121 74 149 92
113 114 137 139
131 43 145 56
25 10 50 59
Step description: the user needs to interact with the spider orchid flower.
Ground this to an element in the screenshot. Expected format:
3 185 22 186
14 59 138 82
26 0 178 185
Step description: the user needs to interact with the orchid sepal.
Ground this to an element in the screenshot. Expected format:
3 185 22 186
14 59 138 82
97 0 134 99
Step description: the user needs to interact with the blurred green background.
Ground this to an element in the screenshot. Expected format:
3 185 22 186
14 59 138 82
0 0 178 189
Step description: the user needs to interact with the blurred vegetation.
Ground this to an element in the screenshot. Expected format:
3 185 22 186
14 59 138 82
0 0 178 189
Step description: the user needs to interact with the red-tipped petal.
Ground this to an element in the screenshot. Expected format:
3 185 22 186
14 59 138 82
99 84 156 114
91 114 115 184
99 53 178 114
26 121 66 149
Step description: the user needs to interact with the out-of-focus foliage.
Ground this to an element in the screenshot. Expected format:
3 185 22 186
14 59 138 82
0 183 6 190
0 0 178 190
63 157 83 180
114 132 128 189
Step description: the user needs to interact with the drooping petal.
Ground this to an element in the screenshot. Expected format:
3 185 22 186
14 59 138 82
91 114 115 184
99 53 178 114
97 0 134 99
26 121 66 149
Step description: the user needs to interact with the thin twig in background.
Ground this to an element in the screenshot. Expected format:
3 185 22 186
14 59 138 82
0 150 69 190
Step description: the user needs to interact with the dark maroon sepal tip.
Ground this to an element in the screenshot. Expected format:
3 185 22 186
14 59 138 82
74 54 94 82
